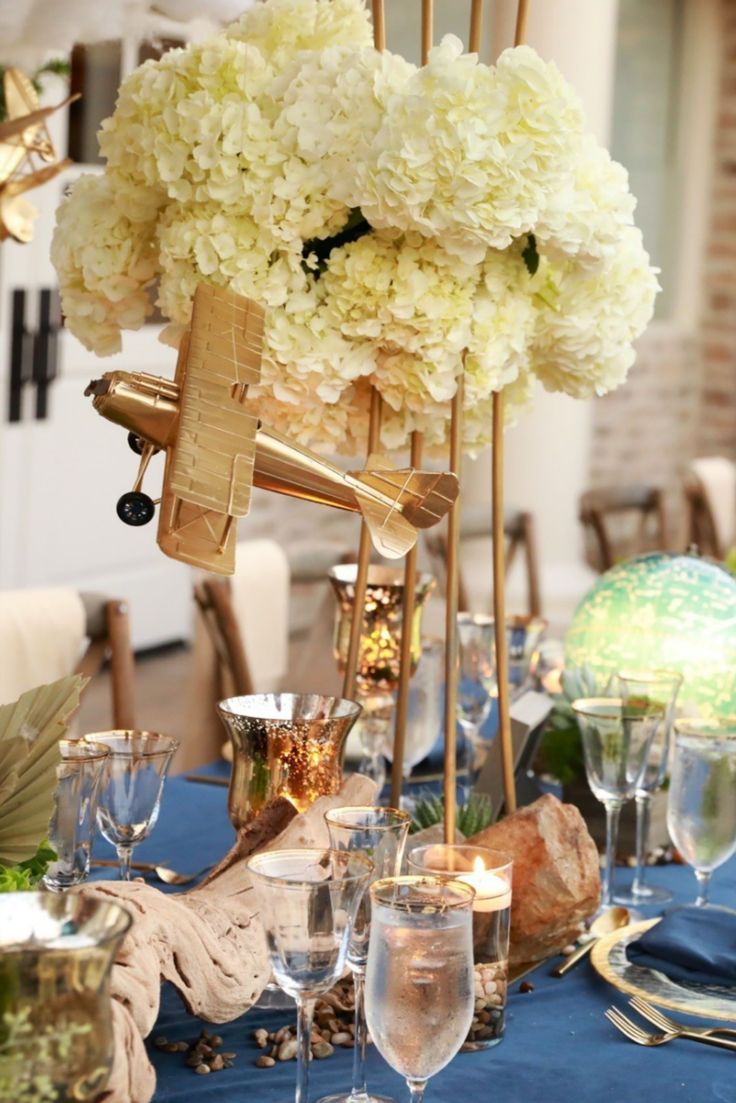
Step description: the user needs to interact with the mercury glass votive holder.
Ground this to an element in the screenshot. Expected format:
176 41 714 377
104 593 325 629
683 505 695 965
218 693 362 829
408 844 512 1049
0 893 131 1102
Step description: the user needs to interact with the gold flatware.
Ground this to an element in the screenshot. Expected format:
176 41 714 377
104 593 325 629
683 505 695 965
185 773 229 787
551 907 631 977
91 858 212 885
606 1006 736 1051
629 997 736 1041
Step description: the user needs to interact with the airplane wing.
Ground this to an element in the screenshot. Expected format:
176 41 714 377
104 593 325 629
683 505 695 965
0 69 54 186
157 448 238 574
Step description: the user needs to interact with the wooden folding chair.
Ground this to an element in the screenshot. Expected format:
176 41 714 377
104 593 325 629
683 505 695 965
579 484 667 572
192 578 255 701
75 594 137 729
683 471 728 560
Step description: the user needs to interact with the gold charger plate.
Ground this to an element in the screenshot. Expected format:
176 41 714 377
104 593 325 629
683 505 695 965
591 918 736 1022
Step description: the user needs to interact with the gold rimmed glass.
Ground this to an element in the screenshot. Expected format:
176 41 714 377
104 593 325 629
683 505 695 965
607 670 683 906
364 876 475 1103
572 697 664 910
319 807 411 1103
44 739 111 892
668 718 736 906
84 730 178 881
247 848 373 1103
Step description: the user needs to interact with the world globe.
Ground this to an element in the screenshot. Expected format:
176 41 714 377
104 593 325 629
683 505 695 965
565 552 736 715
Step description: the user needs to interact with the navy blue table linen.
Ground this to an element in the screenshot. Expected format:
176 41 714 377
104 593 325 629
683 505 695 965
627 905 736 987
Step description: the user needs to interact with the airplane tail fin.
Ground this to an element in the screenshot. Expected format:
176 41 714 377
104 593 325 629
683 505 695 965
350 456 460 559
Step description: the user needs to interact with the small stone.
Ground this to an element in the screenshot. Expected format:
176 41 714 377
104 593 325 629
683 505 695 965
186 1055 202 1068
561 944 577 956
278 1038 299 1061
474 997 486 1012
478 1011 491 1025
153 1037 168 1049
274 1027 290 1044
175 1041 189 1052
255 1056 275 1069
164 1043 179 1054
483 980 497 997
222 1052 237 1060
320 1029 332 1042
254 1029 269 1048
312 1042 334 1059
519 981 534 993
211 1035 223 1048
330 1032 351 1046
195 1064 210 1075
210 1054 225 1071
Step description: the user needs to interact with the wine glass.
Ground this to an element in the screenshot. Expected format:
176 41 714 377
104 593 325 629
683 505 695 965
571 698 663 911
320 807 411 1103
44 739 111 891
84 730 178 881
667 718 736 906
365 876 475 1103
456 614 495 798
607 670 683 905
247 849 373 1103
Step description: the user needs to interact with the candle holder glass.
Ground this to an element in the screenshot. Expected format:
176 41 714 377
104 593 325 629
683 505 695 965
407 844 512 1049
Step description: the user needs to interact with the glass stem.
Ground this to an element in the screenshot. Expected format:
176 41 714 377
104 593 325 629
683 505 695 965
350 970 368 1101
631 792 651 896
695 869 712 907
295 996 316 1103
602 801 622 908
407 1079 427 1103
117 844 133 882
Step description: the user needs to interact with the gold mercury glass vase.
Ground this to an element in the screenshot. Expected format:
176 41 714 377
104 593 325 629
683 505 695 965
217 692 362 829
0 893 132 1103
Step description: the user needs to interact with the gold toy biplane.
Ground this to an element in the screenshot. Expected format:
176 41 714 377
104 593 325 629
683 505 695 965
85 283 459 574
0 68 78 243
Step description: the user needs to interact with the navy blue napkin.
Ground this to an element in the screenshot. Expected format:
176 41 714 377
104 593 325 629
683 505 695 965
627 906 736 987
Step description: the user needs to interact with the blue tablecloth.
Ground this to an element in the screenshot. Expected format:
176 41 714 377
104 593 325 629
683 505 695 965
92 768 736 1103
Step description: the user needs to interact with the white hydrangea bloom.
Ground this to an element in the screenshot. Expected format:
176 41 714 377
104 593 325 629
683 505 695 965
226 0 373 68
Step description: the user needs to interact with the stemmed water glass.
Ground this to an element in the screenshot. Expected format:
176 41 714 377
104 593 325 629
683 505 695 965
320 807 411 1103
571 698 664 911
607 670 683 905
667 718 736 906
364 876 475 1103
247 848 373 1103
44 739 111 891
84 730 178 881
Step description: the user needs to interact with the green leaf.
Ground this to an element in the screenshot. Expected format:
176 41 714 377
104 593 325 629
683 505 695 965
522 233 539 276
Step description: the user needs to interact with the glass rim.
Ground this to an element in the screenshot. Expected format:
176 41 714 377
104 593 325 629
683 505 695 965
217 692 361 722
614 668 683 687
59 738 111 763
457 612 548 630
407 843 513 878
0 893 133 953
571 696 664 718
369 874 476 911
327 563 435 591
83 730 180 759
246 847 374 888
324 805 411 831
674 717 736 740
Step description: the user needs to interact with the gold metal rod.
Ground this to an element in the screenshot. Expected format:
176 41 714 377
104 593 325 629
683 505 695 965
342 389 382 700
443 378 464 843
421 0 434 64
372 0 386 51
469 0 484 52
390 430 424 808
514 0 530 47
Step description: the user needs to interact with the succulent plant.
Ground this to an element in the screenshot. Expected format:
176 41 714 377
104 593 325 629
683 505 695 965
410 792 493 837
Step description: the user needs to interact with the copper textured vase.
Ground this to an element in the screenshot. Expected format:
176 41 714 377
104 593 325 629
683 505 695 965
217 693 362 829
0 893 131 1102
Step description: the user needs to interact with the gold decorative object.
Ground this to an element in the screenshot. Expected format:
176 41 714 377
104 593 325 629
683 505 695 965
0 893 131 1102
86 283 458 575
216 693 362 829
0 68 77 243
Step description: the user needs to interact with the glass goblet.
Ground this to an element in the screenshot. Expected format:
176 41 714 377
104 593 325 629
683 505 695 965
320 806 411 1103
44 739 111 891
456 614 495 798
668 718 736 906
607 670 683 906
84 730 178 881
247 848 373 1103
571 698 663 911
365 876 475 1103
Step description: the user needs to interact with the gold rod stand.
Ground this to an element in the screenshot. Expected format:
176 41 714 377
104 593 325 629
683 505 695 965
442 377 464 843
343 1 386 702
491 0 529 816
342 388 382 700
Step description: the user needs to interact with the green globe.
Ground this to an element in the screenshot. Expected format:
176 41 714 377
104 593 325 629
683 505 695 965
565 552 736 716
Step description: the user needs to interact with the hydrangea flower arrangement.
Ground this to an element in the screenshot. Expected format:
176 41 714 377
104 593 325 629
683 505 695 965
51 0 658 455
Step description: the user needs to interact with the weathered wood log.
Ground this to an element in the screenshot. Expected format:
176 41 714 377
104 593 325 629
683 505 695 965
86 774 376 1103
468 794 600 963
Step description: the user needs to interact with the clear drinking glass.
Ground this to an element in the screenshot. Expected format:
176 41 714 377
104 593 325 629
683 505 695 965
44 739 111 891
667 718 736 906
407 845 512 1049
247 849 373 1103
84 730 178 881
383 638 444 785
365 877 475 1103
572 698 663 910
456 614 495 797
320 807 411 1103
607 670 683 905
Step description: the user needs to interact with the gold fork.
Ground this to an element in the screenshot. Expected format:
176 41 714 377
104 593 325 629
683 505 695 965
605 1007 736 1051
629 997 736 1041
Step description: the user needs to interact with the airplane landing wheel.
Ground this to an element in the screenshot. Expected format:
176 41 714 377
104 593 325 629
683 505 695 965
127 432 160 456
117 491 155 527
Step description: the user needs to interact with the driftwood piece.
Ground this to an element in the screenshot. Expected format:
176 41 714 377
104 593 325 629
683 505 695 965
468 793 600 963
85 774 376 1103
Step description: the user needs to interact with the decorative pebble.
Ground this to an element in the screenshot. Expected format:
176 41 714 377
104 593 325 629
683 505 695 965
330 1032 351 1046
256 1056 275 1069
195 1064 210 1075
313 1042 334 1059
278 1038 299 1061
519 981 535 993
254 1029 269 1048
